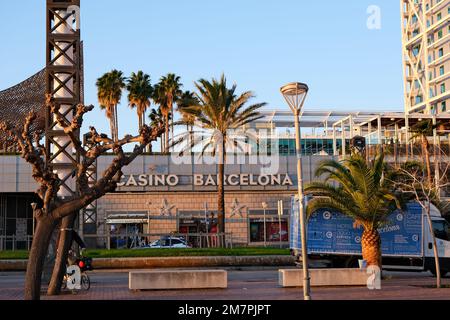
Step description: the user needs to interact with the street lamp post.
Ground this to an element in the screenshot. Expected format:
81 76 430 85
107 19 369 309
280 82 311 301
261 202 268 247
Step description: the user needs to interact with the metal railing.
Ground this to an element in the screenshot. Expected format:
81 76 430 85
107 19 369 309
83 232 234 250
365 143 450 160
0 233 235 251
0 235 33 251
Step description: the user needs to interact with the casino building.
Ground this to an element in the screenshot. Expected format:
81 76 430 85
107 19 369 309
1 0 450 250
2 109 449 249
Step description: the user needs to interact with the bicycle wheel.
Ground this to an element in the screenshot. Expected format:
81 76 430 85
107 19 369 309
61 276 67 290
81 274 90 291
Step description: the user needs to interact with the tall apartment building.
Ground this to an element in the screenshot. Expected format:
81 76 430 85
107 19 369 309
401 0 450 115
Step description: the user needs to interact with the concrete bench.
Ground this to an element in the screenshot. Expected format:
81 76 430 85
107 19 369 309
279 268 368 287
129 270 228 290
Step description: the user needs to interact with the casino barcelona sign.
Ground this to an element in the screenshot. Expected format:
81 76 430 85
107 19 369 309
117 174 294 188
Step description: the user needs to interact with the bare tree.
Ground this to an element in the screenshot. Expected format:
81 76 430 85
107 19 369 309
0 96 164 300
390 152 450 289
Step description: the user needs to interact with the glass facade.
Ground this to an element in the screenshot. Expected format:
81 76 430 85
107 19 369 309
276 138 344 156
249 218 289 243
0 193 39 250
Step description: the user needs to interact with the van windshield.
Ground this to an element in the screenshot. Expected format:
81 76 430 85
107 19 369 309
433 220 450 241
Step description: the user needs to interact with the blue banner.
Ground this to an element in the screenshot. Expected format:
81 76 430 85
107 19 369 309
290 199 423 257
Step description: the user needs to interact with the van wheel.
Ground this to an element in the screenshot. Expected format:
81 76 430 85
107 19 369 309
345 257 359 268
430 268 448 277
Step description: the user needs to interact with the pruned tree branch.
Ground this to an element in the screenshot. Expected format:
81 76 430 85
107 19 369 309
0 100 165 221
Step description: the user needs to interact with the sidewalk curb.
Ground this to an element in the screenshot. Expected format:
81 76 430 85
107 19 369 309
0 255 295 271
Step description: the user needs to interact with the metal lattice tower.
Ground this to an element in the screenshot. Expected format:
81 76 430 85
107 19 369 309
46 0 97 236
46 0 82 199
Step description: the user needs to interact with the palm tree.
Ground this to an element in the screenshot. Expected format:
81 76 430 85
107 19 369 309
175 75 266 233
177 91 199 149
149 107 170 153
304 153 401 267
153 74 182 152
96 70 126 142
127 71 153 130
409 119 438 187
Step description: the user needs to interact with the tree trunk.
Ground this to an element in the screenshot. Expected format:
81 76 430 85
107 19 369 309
114 104 119 142
165 115 169 153
171 104 174 148
217 142 226 234
47 213 77 296
361 228 382 267
425 204 441 288
109 108 115 142
24 215 57 300
190 125 194 153
422 136 432 187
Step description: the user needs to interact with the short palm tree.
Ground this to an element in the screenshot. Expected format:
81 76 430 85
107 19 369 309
96 70 126 142
175 75 266 233
127 71 153 130
304 153 401 267
153 74 182 152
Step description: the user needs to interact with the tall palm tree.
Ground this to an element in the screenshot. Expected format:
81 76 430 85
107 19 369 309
177 91 199 150
304 153 401 267
127 71 153 130
409 119 439 187
96 70 126 142
153 74 182 152
175 75 266 233
149 107 170 153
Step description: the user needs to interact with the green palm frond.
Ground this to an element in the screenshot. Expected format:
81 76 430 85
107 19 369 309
306 152 401 230
175 74 266 157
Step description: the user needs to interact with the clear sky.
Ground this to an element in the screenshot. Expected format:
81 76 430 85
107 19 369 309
0 0 404 139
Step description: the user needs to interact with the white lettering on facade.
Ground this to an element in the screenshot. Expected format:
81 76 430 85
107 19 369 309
240 174 249 186
138 174 148 187
126 175 138 187
118 174 294 188
194 174 204 186
282 174 294 186
167 175 179 187
228 174 240 186
205 175 215 186
258 175 270 186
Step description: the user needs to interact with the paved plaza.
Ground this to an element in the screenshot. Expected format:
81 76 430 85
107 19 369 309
0 268 449 300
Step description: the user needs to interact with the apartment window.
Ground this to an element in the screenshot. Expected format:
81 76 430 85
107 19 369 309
438 30 443 39
440 66 445 76
442 101 447 112
415 96 423 104
415 80 420 89
412 15 418 24
437 13 442 21
413 46 420 56
439 48 444 57
441 83 446 94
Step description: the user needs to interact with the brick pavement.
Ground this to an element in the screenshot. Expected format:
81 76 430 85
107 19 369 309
0 270 449 300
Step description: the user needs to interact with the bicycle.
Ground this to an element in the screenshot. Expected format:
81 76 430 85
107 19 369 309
62 255 93 291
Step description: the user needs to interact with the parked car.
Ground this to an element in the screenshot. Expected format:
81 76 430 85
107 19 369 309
145 237 192 249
